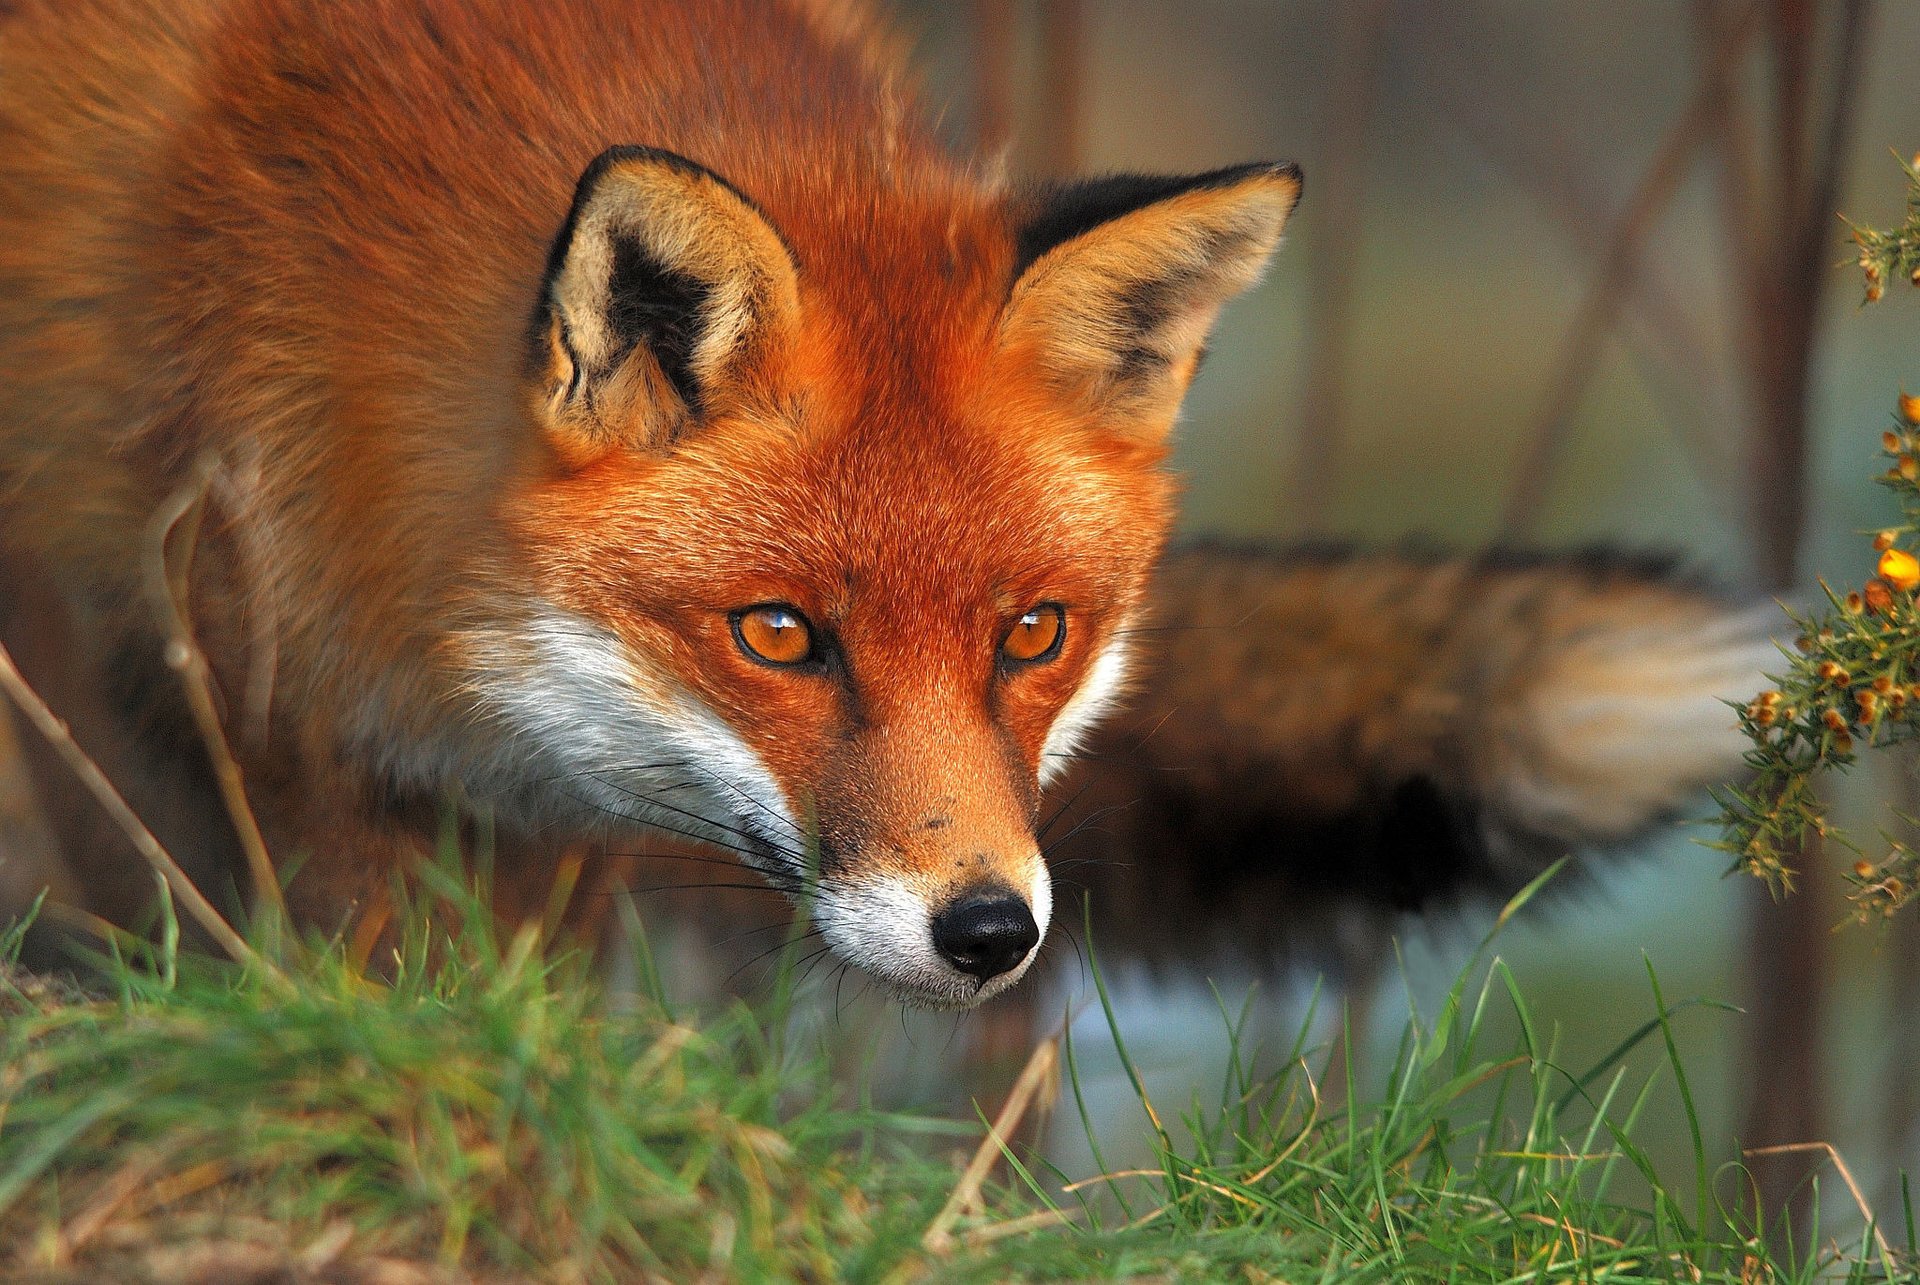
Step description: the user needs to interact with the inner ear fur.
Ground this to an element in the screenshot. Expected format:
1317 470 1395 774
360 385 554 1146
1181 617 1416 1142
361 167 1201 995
531 145 801 460
999 162 1301 434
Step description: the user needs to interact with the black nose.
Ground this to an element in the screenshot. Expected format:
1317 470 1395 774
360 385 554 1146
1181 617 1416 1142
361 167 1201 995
931 893 1039 981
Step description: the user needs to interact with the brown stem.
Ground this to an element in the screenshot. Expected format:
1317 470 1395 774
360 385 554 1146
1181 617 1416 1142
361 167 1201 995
144 455 286 923
1738 0 1871 1242
0 638 266 974
1291 0 1390 531
1032 0 1084 178
1498 4 1763 537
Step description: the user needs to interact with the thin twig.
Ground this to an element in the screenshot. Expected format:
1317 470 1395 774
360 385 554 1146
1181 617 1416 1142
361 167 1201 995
56 1143 183 1259
1291 0 1390 530
143 452 286 921
1497 1 1764 536
1436 71 1743 487
960 1205 1081 1247
1743 1141 1896 1279
0 639 266 974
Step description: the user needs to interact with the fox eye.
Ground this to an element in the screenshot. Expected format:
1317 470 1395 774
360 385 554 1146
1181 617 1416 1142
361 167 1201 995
1002 604 1065 666
733 604 816 666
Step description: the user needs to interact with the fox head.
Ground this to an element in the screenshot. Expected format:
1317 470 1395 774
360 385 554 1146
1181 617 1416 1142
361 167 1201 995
478 145 1298 1007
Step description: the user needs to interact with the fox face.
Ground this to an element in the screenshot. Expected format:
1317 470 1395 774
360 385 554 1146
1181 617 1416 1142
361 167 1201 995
469 148 1300 1007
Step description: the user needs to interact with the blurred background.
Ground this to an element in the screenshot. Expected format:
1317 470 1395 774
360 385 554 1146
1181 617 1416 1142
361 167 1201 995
814 0 1919 1243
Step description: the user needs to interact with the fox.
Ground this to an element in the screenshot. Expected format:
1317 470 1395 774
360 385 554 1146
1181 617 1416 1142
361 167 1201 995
0 0 1773 1010
0 0 1306 1008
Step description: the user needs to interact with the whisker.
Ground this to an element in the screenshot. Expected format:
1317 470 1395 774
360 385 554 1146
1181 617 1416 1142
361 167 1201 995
588 772 809 863
561 781 805 866
1047 856 1129 875
682 761 808 844
715 917 809 949
591 845 857 915
1050 919 1088 976
559 785 768 860
832 960 856 1024
792 941 840 991
1043 797 1142 858
1035 778 1098 842
524 759 694 785
727 926 824 988
596 848 763 873
598 855 830 906
618 880 810 898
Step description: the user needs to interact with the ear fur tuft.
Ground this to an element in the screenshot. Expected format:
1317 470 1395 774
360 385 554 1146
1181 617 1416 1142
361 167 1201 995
1000 161 1301 434
531 145 800 460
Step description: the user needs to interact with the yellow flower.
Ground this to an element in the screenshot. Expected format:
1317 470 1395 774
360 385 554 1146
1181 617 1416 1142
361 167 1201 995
1879 547 1920 592
1902 391 1920 424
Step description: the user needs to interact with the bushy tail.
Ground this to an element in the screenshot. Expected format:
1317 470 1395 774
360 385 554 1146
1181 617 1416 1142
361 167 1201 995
1047 543 1781 972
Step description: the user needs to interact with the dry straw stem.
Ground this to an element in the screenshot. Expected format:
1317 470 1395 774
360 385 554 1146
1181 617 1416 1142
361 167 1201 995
0 639 274 979
144 452 285 922
1741 1141 1896 1279
921 1034 1063 1255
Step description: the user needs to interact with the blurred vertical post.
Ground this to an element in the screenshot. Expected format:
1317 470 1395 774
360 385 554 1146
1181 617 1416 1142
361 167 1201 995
972 0 1083 179
1703 0 1871 1239
1032 1 1084 178
1884 754 1920 1192
1292 0 1389 532
973 0 1017 163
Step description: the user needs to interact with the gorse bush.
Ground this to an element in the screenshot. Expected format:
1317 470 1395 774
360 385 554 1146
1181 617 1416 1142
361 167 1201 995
1713 154 1920 925
1716 394 1920 921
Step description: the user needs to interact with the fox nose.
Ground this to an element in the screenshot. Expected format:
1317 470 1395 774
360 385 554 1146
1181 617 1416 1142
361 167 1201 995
931 891 1040 981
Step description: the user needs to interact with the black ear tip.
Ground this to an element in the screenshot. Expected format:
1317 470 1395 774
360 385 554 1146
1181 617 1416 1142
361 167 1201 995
1271 159 1303 197
1012 160 1304 278
1236 160 1303 213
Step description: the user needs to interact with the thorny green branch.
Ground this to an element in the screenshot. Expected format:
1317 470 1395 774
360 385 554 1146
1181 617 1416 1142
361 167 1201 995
1846 151 1920 304
1716 155 1920 924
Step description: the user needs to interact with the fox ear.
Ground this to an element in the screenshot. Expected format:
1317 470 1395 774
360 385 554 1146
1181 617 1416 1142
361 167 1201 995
999 162 1300 435
531 145 800 460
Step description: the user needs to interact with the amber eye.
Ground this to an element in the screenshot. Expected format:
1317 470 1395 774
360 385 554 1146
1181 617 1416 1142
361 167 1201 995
1002 604 1065 665
732 604 816 666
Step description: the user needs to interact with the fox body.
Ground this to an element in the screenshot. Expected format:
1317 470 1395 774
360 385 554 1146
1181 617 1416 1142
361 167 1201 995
1052 545 1775 974
0 0 1302 1005
584 545 1776 992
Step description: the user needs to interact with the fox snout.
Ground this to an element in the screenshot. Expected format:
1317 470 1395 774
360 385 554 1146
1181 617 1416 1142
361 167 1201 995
930 888 1040 981
806 775 1054 1007
811 860 1053 1009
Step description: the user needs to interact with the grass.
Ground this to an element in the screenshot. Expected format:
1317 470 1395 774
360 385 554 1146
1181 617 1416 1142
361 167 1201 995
0 861 1912 1282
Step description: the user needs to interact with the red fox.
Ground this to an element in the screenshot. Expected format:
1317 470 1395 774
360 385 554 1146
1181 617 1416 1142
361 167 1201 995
0 0 1771 1008
0 0 1302 1007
